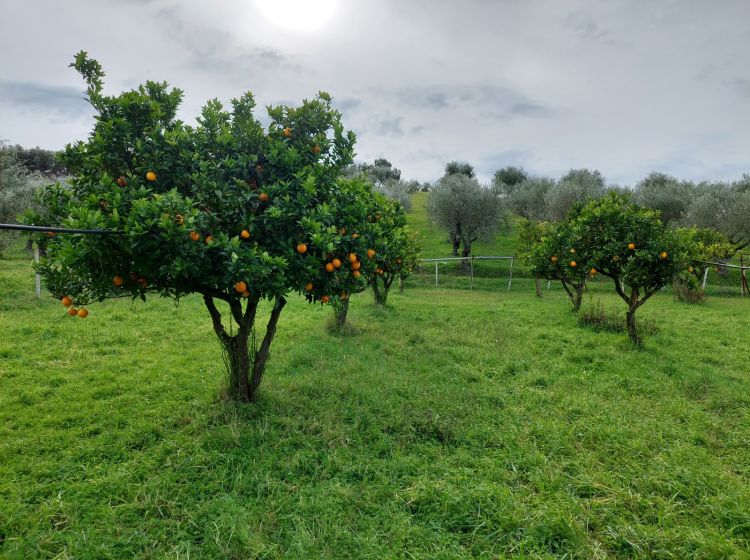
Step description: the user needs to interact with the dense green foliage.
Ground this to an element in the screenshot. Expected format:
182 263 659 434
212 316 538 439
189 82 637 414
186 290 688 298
0 143 42 256
571 194 688 344
2 250 749 558
529 220 592 311
23 52 391 401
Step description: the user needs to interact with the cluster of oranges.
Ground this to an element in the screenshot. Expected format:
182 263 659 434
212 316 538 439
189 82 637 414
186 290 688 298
234 281 251 298
61 296 88 318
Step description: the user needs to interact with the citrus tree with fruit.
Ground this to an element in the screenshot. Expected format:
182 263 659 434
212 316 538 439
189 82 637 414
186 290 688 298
319 177 383 332
529 219 592 312
571 193 687 345
672 227 734 303
366 199 420 305
24 52 386 402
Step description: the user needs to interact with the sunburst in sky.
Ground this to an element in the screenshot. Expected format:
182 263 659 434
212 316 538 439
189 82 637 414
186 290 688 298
255 0 340 32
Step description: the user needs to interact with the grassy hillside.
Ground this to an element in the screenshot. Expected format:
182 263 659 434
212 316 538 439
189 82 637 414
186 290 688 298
2 250 750 558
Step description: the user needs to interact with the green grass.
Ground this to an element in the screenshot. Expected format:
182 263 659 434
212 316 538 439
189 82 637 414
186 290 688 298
2 246 750 558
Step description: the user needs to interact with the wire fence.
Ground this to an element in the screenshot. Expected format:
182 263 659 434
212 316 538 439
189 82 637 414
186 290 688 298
415 256 515 290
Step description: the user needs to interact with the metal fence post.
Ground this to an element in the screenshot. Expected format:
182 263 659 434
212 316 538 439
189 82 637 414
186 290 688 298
435 261 439 286
507 257 513 290
34 244 41 298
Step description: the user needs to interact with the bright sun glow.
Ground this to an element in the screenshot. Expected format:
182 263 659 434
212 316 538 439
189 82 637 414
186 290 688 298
256 0 340 32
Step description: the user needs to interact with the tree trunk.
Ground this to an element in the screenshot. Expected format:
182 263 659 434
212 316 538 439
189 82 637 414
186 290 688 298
399 276 405 293
460 241 472 273
626 287 641 346
248 297 286 400
372 274 393 305
204 294 285 402
534 277 543 298
573 284 586 312
451 235 460 257
626 307 640 346
332 298 349 331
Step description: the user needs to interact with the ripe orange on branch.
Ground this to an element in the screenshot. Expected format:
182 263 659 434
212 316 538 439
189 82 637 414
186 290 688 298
550 256 558 263
116 176 127 187
283 127 292 138
241 229 250 239
348 253 357 264
258 192 269 203
145 171 157 182
628 242 636 250
113 275 124 287
325 263 335 273
367 249 376 259
332 258 342 269
570 261 577 267
235 281 247 293
296 243 308 254
189 231 201 242
304 282 313 292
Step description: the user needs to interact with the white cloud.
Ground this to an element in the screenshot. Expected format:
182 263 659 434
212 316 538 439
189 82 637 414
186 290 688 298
1 0 749 185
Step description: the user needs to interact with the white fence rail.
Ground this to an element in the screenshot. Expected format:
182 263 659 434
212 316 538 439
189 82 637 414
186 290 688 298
417 256 515 290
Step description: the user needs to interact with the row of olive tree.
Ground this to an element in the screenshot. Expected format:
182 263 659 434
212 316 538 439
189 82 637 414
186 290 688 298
0 142 44 257
343 158 428 211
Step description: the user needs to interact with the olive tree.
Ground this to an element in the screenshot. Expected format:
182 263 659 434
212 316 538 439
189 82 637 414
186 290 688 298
684 179 750 251
632 172 695 225
0 143 42 256
427 173 505 258
544 168 607 221
493 165 528 197
26 52 384 402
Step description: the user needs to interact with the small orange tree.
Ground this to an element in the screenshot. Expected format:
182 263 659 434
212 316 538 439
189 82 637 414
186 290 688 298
529 220 592 311
321 177 383 332
572 194 687 345
672 227 734 303
25 52 380 401
366 199 420 305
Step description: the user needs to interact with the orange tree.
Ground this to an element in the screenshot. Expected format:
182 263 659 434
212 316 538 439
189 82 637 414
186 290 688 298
24 52 383 402
529 219 592 311
321 177 383 332
672 227 734 302
571 193 687 345
366 199 420 305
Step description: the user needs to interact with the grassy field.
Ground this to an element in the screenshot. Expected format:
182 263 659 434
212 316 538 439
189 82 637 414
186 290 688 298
1 245 750 559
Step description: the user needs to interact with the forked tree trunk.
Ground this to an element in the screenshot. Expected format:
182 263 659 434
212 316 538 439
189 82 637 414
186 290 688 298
372 274 395 305
612 278 655 347
534 277 543 298
561 280 585 312
204 294 286 402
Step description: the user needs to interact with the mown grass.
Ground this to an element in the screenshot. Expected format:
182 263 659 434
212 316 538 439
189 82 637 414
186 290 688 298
1 247 750 559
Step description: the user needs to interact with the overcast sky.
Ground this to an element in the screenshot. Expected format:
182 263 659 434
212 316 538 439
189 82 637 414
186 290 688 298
1 0 749 185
